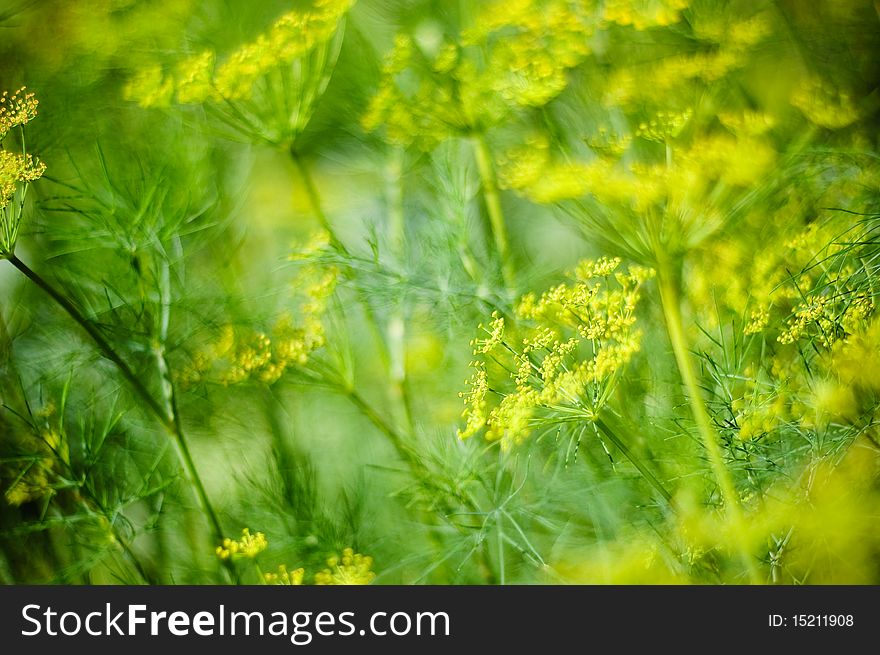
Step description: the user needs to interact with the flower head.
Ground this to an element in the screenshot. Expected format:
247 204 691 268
216 528 268 559
458 260 651 449
264 564 305 585
125 1 354 145
363 0 592 148
0 88 39 139
1 88 45 257
314 548 375 585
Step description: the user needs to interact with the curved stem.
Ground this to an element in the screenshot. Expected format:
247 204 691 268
343 385 422 473
339 382 497 583
117 538 152 585
168 378 227 550
472 134 514 290
594 417 674 507
290 148 341 248
290 150 414 434
93 500 154 584
7 254 229 577
657 262 761 584
10 255 171 423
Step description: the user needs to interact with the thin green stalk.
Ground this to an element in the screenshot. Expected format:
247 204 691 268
309 358 500 582
149 257 234 580
385 146 414 430
7 254 229 574
342 385 421 472
263 385 302 475
594 417 674 507
656 262 761 584
335 381 498 582
472 133 514 289
9 254 170 423
105 513 153 584
290 150 415 434
290 148 341 247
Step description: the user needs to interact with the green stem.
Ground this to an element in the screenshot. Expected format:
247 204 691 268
594 417 674 507
656 262 761 584
284 156 496 580
325 373 497 582
168 384 228 551
152 260 233 580
342 385 421 472
10 254 170 423
385 147 414 431
290 148 341 248
103 508 154 585
338 380 499 582
7 254 229 574
290 150 415 436
472 134 514 289
262 385 303 477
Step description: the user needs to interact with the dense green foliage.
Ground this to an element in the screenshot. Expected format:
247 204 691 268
1 0 879 584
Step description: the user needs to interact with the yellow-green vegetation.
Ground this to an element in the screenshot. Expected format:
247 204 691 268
0 0 878 585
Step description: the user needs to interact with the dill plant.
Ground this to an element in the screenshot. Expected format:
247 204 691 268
1 0 879 585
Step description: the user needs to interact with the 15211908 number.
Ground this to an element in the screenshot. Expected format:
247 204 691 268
769 614 854 628
793 615 854 627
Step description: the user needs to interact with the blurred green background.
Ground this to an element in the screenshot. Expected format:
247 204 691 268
1 0 879 584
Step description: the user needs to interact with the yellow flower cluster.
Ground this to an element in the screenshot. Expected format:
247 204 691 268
602 13 770 106
0 150 45 212
498 135 584 203
760 313 880 432
635 109 693 142
586 127 633 158
0 87 40 138
127 0 352 106
174 51 214 104
827 317 880 395
688 208 859 335
731 392 788 441
185 305 331 386
314 548 375 585
471 311 505 355
2 402 70 507
124 65 174 109
182 236 338 386
262 547 376 585
4 466 50 507
458 258 651 449
773 222 874 348
687 133 776 188
778 293 873 348
791 76 859 130
264 564 305 586
464 0 593 107
125 0 353 142
1 88 46 256
743 308 770 336
216 528 268 559
602 0 690 30
674 437 880 584
499 129 774 214
213 0 353 102
718 110 775 136
362 0 592 147
213 529 376 584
